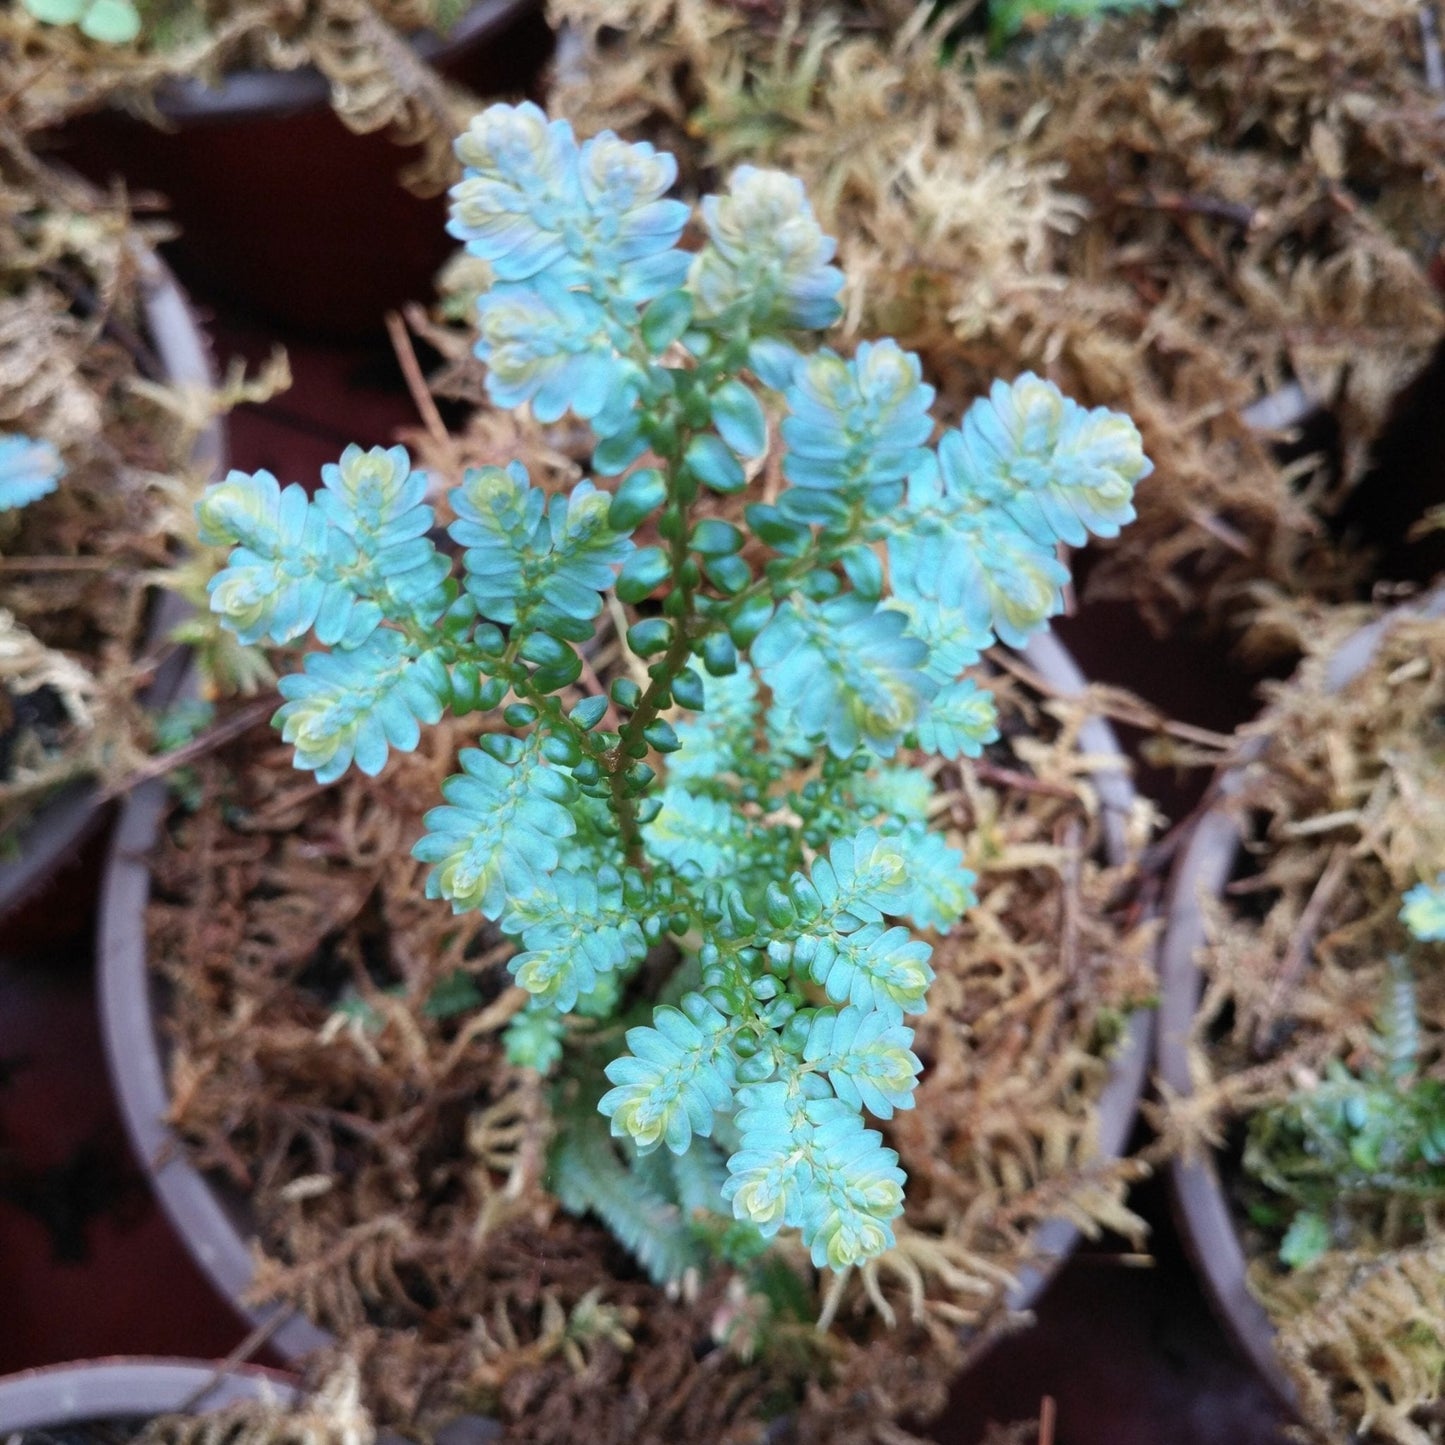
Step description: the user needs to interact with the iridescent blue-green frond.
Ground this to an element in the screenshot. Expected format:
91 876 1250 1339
941 374 1150 550
475 280 638 426
644 785 752 880
913 676 999 760
890 458 1072 651
274 631 449 784
881 597 991 683
779 341 933 522
316 444 450 623
689 167 843 334
0 433 63 512
883 821 976 933
764 829 938 1020
501 866 649 1013
553 1112 713 1285
752 593 937 759
801 1005 921 1119
448 102 580 283
413 731 578 919
599 991 739 1154
723 1076 905 1269
199 470 344 646
1403 876 1445 943
843 765 935 827
449 104 688 302
667 664 760 784
504 1002 566 1073
451 464 633 638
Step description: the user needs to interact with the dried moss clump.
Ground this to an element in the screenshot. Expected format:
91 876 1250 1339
548 0 1445 633
148 598 1153 1442
1175 597 1445 1444
0 130 215 841
3 0 486 193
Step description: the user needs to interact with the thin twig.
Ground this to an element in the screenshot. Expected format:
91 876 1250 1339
94 697 276 805
1113 187 1258 232
1252 843 1351 1056
385 309 454 459
970 759 1077 801
175 1309 295 1413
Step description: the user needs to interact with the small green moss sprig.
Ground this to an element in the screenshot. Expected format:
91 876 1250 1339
198 103 1150 1277
1245 884 1445 1270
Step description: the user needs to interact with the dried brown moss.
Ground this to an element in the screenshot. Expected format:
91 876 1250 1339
148 647 1153 1442
0 131 214 839
1170 598 1445 1443
3 0 491 194
548 0 1445 634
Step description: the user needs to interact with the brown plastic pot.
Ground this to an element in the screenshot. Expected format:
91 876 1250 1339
1156 581 1445 1417
0 1358 298 1433
0 247 224 922
98 625 1153 1377
49 2 553 340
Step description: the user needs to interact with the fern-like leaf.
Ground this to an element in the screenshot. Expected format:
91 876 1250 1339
766 829 939 1020
752 593 937 759
913 677 1000 761
413 732 578 918
778 340 933 524
724 1073 906 1269
501 866 649 1012
274 631 450 783
801 1005 922 1119
943 373 1150 550
553 1110 711 1284
644 785 753 879
316 444 450 624
599 991 738 1154
450 463 633 641
689 166 843 333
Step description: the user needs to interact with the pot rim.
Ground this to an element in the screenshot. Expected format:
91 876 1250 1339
150 0 539 126
98 624 1154 1369
1156 581 1445 1417
0 1358 297 1432
0 244 224 921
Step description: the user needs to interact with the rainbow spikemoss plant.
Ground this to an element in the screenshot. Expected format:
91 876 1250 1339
198 102 1150 1280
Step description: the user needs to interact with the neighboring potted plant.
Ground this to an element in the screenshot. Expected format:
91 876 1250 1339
7 0 553 336
0 141 225 914
99 104 1160 1440
1157 583 1445 1442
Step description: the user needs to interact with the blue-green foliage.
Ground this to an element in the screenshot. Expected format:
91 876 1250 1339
199 103 1149 1282
0 433 64 513
1402 875 1445 943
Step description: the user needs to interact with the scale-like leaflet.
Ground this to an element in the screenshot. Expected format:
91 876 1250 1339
753 594 936 759
200 446 448 647
449 463 633 645
600 992 739 1155
274 631 450 784
723 1072 906 1269
501 867 649 1013
413 732 578 920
